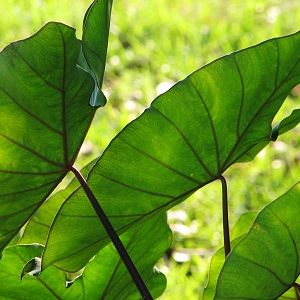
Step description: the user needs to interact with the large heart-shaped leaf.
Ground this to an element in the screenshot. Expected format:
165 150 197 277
0 213 170 299
0 23 94 251
0 0 111 253
43 31 300 271
215 182 300 299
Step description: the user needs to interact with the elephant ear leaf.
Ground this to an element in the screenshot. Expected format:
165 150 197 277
0 0 111 254
0 23 94 252
214 182 300 299
44 31 300 272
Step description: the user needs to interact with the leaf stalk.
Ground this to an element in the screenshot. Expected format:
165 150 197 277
70 166 153 300
219 175 231 257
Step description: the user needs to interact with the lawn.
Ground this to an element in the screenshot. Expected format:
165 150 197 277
1 0 300 298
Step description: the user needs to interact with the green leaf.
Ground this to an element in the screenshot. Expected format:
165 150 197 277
66 212 171 299
0 0 111 255
236 109 300 162
203 211 257 300
215 182 300 299
230 211 258 240
271 109 300 140
80 0 113 107
279 284 300 300
44 31 300 271
0 22 96 253
0 244 68 299
20 159 98 245
0 213 170 299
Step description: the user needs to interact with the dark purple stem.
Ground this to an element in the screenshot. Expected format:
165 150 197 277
219 175 231 257
70 166 153 300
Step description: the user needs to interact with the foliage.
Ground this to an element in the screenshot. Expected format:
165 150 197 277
44 28 300 274
0 0 300 299
0 213 170 299
215 183 300 299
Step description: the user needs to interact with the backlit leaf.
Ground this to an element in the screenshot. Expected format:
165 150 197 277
215 183 300 299
0 22 95 252
44 31 300 271
0 0 111 254
203 211 257 300
20 159 98 245
0 213 170 299
0 244 68 299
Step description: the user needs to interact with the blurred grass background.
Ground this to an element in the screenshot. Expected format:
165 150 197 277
1 0 300 299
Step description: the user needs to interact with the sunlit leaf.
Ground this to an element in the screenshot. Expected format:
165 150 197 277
0 0 111 254
20 159 98 245
79 0 112 107
66 212 171 299
44 31 300 271
0 244 68 299
215 183 300 299
0 213 170 299
203 211 257 300
0 22 95 252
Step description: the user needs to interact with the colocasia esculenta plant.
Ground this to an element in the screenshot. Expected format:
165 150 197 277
0 0 300 299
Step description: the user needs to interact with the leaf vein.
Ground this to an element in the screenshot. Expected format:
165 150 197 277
221 53 300 171
0 133 64 168
188 78 221 171
151 106 215 177
11 45 63 93
119 137 201 184
0 86 62 135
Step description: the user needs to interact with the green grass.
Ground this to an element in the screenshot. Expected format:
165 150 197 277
1 0 300 298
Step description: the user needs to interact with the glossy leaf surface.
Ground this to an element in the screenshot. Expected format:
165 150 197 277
44 31 300 271
215 183 300 299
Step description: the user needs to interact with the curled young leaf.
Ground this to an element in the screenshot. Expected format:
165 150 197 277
21 257 41 280
271 109 300 141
